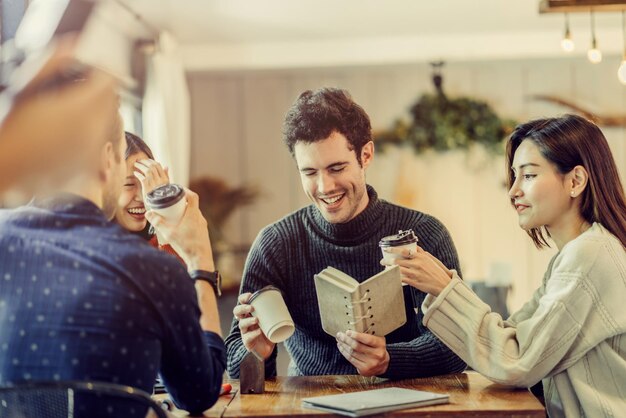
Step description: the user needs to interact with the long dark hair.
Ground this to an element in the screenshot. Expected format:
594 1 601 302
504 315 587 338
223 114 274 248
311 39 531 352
506 114 626 248
124 132 154 160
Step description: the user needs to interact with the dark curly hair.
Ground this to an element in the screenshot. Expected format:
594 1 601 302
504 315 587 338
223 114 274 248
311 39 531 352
283 88 372 165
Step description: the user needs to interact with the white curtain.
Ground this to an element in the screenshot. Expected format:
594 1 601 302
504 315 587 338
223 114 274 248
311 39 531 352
142 31 190 187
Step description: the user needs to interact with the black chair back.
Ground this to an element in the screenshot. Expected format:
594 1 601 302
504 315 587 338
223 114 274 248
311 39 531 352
0 381 168 418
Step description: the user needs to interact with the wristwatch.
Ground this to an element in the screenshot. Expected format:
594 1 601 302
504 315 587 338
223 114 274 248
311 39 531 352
189 269 222 297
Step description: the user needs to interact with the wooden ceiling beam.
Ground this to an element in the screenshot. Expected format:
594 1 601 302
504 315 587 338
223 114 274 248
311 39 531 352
539 0 626 13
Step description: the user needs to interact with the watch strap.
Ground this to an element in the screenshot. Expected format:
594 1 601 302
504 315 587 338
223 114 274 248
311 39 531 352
189 269 222 297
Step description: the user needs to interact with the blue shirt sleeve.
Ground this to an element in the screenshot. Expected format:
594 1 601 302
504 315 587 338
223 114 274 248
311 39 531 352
143 257 227 415
160 330 226 414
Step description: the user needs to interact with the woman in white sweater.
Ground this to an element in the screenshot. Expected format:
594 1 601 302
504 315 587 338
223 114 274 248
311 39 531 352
382 114 626 418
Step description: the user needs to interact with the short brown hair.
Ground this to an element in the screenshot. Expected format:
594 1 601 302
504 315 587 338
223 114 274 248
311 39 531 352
283 88 372 165
107 111 124 162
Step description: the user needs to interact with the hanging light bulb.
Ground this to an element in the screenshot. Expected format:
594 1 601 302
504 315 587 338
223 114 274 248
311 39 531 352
561 13 575 52
587 11 602 63
619 12 626 84
588 42 602 63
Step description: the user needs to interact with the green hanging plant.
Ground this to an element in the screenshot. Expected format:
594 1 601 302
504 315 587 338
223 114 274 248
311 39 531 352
375 64 517 155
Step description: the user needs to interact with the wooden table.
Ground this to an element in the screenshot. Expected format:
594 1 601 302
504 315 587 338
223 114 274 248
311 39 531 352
159 372 545 417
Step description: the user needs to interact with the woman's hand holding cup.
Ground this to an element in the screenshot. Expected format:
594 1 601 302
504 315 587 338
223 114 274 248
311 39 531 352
133 159 170 201
133 159 172 247
380 246 453 296
379 230 418 285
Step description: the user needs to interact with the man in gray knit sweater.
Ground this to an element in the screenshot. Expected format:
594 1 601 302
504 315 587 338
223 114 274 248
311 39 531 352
225 88 466 379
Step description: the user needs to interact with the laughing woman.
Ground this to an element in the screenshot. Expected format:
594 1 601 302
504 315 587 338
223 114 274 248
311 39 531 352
382 115 626 418
115 132 182 261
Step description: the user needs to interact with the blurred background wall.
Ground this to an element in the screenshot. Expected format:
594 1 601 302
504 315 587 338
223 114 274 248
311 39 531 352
188 56 626 312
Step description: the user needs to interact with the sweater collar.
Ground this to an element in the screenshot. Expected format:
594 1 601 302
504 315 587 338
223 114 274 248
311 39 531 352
307 185 384 244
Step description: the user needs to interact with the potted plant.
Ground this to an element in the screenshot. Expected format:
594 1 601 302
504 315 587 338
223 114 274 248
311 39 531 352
376 63 516 155
189 176 259 290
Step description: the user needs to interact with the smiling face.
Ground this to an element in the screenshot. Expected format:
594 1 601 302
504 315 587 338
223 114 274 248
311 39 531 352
508 140 574 232
294 131 373 224
114 151 149 231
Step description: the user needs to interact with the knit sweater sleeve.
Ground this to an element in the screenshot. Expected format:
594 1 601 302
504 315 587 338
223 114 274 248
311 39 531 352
421 230 624 387
381 216 467 379
224 226 285 378
504 258 554 327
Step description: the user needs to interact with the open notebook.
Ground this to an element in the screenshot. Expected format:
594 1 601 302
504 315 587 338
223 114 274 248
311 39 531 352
314 265 406 337
302 387 449 417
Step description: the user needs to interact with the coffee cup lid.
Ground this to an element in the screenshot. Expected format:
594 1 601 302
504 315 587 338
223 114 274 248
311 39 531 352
146 184 184 209
248 285 282 304
379 229 418 247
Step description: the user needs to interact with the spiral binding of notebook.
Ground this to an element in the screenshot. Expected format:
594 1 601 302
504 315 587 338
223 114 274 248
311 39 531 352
315 266 406 337
345 290 375 334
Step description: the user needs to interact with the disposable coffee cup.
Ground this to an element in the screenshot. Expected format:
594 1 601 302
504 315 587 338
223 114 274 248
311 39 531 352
145 183 187 244
248 286 295 343
379 230 419 284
